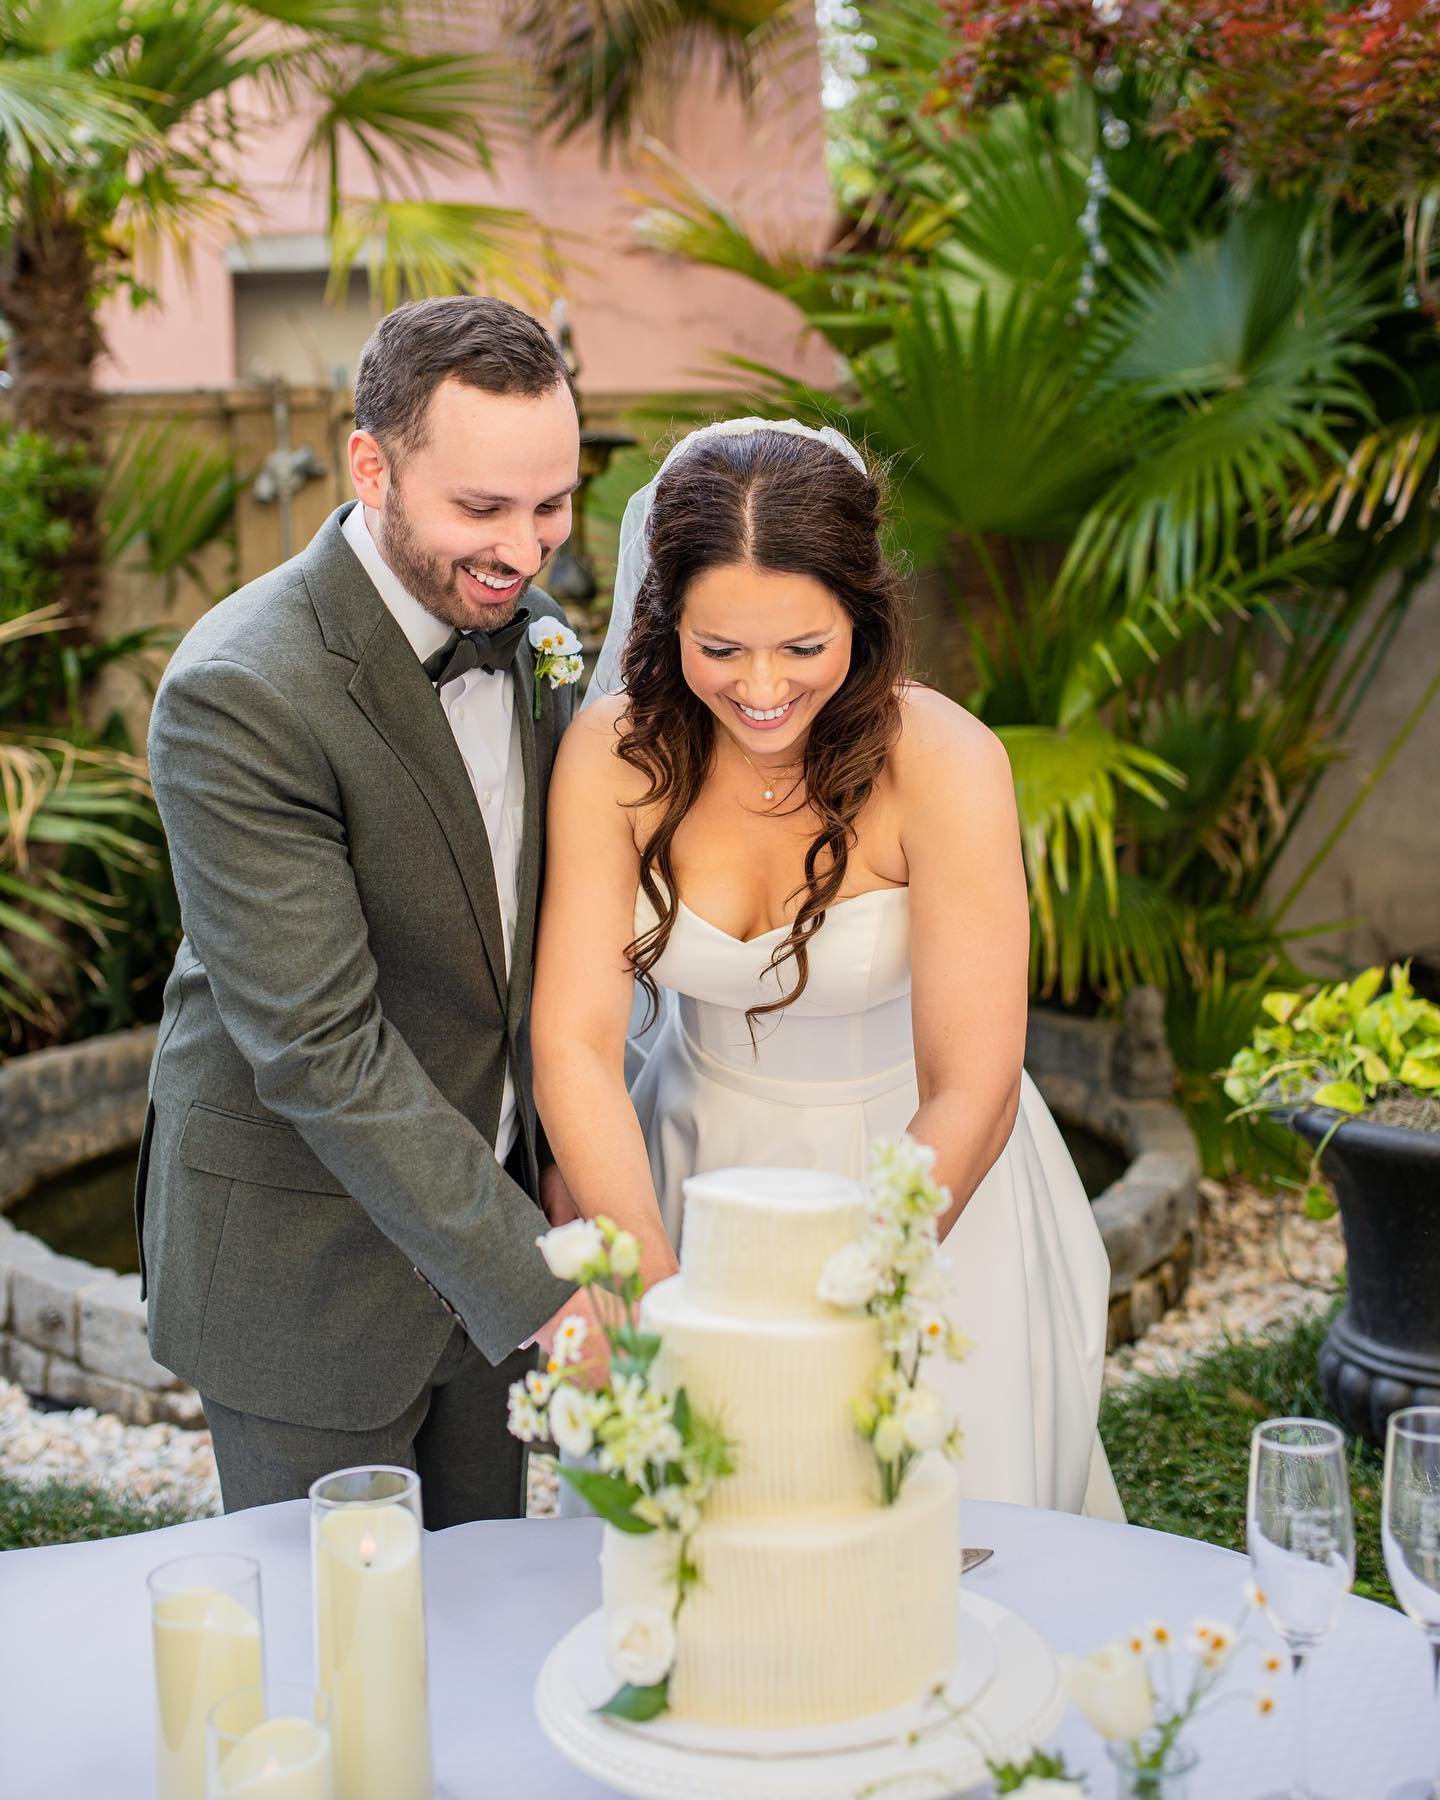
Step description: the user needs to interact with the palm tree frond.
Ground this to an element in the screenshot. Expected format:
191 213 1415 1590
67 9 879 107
330 198 561 312
998 719 1185 987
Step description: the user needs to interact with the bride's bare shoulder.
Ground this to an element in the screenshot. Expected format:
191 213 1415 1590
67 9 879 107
554 693 649 801
892 683 1011 789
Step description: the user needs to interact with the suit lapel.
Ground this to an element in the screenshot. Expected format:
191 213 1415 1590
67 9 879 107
349 643 509 1003
507 641 542 1039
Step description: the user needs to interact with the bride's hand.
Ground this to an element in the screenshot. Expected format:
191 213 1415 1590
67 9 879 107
538 1162 581 1228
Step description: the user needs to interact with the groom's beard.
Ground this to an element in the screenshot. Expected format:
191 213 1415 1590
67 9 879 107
377 482 531 632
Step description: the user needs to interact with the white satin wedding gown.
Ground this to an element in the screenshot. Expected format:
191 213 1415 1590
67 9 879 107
628 884 1125 1520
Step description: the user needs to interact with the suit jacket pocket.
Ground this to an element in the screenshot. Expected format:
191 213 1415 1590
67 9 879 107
179 1103 349 1196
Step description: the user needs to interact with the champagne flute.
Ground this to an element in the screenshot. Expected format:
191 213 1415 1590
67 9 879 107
1382 1407 1440 1800
1248 1418 1356 1800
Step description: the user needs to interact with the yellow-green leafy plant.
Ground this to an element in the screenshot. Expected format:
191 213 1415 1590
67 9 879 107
1223 964 1440 1216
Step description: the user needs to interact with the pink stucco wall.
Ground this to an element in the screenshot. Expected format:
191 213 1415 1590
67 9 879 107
98 22 835 397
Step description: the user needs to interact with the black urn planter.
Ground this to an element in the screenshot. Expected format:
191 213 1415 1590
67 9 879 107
1292 1108 1440 1448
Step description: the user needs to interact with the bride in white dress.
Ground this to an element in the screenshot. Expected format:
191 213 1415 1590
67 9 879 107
531 418 1123 1519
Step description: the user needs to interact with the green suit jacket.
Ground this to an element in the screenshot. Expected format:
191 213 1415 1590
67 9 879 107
139 503 573 1429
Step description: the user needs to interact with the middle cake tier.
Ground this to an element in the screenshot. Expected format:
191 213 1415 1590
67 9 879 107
642 1276 880 1520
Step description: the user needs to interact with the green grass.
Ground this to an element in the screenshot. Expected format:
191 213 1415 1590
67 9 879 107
1101 1304 1394 1608
0 1475 195 1551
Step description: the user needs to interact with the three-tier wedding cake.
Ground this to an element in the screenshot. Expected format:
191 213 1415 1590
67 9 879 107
599 1167 960 1728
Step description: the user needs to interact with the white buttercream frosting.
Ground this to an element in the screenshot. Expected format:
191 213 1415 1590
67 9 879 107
678 1167 867 1318
597 1165 961 1729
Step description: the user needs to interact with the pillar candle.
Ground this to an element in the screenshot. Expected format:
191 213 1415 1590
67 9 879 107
153 1586 263 1800
314 1502 432 1800
213 1716 332 1799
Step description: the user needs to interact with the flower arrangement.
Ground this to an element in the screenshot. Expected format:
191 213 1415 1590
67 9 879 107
817 1137 968 1505
1223 962 1440 1217
527 615 584 719
507 1216 736 1721
1061 1586 1279 1794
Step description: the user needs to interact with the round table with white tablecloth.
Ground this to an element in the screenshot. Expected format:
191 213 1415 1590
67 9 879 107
0 1496 1428 1798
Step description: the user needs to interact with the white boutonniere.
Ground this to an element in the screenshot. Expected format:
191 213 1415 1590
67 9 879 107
528 615 584 719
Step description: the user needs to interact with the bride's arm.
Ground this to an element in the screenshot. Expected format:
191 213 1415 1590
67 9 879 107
531 698 679 1288
897 688 1030 1238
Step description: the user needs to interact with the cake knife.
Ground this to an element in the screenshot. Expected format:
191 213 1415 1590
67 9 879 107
961 1547 994 1573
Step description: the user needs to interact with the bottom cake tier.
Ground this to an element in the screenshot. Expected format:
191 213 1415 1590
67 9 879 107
600 1454 960 1728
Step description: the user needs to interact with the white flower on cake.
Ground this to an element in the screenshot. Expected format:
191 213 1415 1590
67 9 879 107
597 1373 684 1485
506 1390 542 1443
551 1313 589 1366
608 1229 641 1279
548 1381 596 1459
872 1413 906 1463
536 1219 605 1282
896 1384 947 1452
606 1606 677 1690
817 1240 885 1309
1062 1643 1157 1741
632 1483 701 1535
818 1134 968 1504
508 1213 738 1720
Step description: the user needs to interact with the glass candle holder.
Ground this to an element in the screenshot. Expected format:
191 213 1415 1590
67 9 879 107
207 1683 332 1799
148 1552 264 1800
310 1465 433 1800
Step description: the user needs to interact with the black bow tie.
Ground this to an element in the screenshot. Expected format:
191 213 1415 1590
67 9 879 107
423 609 531 687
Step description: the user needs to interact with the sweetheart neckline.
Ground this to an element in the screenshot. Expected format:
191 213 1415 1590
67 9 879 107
675 886 909 948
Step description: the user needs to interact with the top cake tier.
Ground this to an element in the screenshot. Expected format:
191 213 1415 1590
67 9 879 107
678 1168 867 1319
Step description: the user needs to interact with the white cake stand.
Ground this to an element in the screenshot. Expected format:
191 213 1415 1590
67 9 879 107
534 1590 1064 1799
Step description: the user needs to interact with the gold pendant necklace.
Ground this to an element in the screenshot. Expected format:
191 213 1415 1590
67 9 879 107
734 741 797 805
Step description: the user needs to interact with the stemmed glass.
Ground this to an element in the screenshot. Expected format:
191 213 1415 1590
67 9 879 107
1382 1406 1440 1800
1248 1418 1356 1800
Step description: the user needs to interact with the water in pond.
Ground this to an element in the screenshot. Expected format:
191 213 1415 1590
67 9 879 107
1058 1120 1128 1200
8 1144 141 1275
7 1121 1125 1275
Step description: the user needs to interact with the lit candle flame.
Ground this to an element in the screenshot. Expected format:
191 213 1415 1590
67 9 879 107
360 1531 378 1566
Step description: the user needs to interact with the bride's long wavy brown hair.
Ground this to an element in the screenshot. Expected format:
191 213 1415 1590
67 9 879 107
618 428 910 1033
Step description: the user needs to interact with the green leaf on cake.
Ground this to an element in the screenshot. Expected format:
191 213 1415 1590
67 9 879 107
595 1679 670 1721
557 1468 654 1534
610 1326 664 1376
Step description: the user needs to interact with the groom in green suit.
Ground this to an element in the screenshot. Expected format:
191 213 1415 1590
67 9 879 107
138 296 584 1524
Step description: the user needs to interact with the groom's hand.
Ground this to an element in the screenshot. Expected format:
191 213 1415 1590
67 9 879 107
538 1162 581 1228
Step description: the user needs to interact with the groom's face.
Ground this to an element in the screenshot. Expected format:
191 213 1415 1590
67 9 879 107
351 376 580 633
679 563 854 758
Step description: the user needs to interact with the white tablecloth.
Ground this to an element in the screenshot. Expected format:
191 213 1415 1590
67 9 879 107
0 1498 1428 1798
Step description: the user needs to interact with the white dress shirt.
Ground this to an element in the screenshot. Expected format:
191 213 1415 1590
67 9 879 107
342 502 523 1165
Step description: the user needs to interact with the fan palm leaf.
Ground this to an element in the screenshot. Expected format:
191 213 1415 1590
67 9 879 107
996 718 1184 979
512 0 795 150
1060 209 1387 604
1031 870 1187 1004
849 278 1130 542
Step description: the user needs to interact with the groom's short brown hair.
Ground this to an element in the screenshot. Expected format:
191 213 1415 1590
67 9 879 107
353 295 574 461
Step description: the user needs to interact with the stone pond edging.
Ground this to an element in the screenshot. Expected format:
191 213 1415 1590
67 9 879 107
1026 994 1202 1349
1 998 1200 1423
0 1028 203 1428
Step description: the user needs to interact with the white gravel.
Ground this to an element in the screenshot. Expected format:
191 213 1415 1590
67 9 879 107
0 1181 1345 1526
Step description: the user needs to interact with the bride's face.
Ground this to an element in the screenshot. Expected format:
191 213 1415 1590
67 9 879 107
678 563 854 758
